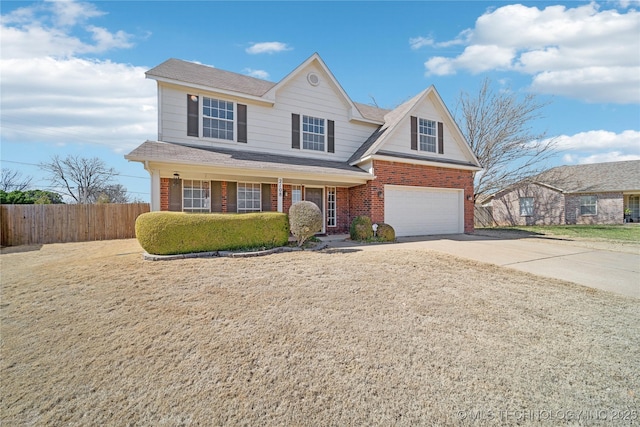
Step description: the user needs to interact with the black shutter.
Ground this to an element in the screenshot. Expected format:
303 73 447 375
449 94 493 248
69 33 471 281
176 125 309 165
210 181 222 212
227 182 237 213
438 121 444 154
169 178 182 211
187 94 199 137
292 113 300 149
261 184 271 212
410 116 418 150
328 120 335 153
237 104 247 143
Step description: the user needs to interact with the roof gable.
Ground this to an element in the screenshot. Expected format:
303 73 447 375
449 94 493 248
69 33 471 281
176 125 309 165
349 86 481 168
262 53 379 124
145 55 387 123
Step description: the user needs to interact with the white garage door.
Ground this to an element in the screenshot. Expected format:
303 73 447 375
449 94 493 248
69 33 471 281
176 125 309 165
384 185 463 237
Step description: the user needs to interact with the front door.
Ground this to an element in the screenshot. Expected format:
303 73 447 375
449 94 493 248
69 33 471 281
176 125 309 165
305 187 324 233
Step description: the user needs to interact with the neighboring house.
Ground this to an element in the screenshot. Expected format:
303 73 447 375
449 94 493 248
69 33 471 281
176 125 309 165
125 53 482 236
488 160 640 226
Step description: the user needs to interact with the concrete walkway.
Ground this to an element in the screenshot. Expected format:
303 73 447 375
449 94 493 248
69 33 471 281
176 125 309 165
320 233 640 298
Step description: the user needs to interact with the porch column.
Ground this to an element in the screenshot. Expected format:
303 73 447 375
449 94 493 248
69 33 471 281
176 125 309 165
277 178 283 213
149 168 161 211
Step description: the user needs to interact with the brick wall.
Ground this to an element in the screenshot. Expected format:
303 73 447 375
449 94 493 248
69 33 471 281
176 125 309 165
492 183 565 226
565 192 623 224
349 160 476 233
160 178 169 211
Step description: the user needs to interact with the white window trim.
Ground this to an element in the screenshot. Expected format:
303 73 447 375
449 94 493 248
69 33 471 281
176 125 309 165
327 187 337 228
201 96 235 142
519 197 534 217
301 115 326 152
579 195 598 216
182 179 211 213
237 182 261 213
291 184 302 205
418 117 437 153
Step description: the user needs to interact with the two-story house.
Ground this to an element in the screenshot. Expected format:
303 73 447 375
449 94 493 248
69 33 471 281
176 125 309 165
125 53 482 236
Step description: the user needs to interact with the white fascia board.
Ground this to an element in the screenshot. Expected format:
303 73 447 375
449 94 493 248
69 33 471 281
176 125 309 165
348 111 384 125
151 76 274 106
370 154 483 172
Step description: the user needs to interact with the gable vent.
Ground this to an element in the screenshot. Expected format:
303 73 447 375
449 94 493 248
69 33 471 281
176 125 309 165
307 72 320 86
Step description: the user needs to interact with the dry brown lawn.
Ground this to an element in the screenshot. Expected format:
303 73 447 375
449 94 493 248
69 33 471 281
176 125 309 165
1 239 638 426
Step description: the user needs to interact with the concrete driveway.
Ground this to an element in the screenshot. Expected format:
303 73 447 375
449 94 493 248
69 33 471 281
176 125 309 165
323 232 640 298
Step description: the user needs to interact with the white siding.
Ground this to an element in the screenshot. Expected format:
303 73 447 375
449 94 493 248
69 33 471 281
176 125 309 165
380 93 470 164
157 63 378 162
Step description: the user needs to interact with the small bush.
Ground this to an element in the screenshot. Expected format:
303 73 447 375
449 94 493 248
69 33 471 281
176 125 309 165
289 201 323 247
374 223 396 242
135 211 289 255
350 216 373 241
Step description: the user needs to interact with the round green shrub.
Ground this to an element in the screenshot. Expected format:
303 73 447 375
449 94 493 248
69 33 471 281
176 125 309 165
350 215 373 241
135 211 290 255
375 222 396 242
289 201 323 247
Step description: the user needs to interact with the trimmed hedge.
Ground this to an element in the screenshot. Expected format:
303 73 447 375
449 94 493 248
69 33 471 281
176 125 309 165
135 211 290 255
289 201 323 247
374 222 396 242
350 216 373 241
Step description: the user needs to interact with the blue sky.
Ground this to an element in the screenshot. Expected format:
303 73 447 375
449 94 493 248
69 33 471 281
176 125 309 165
1 0 639 202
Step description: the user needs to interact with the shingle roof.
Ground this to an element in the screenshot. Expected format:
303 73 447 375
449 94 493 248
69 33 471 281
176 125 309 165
534 160 640 193
126 141 372 179
146 58 388 122
146 58 275 97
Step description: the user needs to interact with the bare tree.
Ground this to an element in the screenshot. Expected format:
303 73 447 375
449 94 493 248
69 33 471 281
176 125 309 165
1 169 33 191
455 78 556 201
95 184 130 204
39 155 119 204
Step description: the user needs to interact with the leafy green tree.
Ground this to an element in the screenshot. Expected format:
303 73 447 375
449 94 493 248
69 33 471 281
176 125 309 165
0 189 64 204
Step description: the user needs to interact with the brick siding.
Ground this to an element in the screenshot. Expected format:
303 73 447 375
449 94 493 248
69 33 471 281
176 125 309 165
349 160 475 233
565 192 624 225
158 162 475 233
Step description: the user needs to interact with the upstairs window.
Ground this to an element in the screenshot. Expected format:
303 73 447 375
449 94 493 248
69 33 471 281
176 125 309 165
302 115 325 151
411 116 444 154
520 197 534 216
203 97 234 140
580 195 597 215
419 118 437 152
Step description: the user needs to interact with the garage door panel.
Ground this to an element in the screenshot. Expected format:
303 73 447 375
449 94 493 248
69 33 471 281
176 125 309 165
385 185 463 237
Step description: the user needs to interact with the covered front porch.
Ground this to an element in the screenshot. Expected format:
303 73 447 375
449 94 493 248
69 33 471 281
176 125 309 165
125 140 373 234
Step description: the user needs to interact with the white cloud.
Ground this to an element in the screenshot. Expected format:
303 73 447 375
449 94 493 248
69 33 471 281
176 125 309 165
409 36 434 50
563 152 640 164
243 68 270 80
554 129 640 151
1 57 156 151
245 41 292 54
422 2 640 104
0 1 156 152
552 130 640 164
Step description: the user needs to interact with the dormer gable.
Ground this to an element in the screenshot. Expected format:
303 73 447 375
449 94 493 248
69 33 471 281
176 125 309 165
263 53 381 125
349 86 481 170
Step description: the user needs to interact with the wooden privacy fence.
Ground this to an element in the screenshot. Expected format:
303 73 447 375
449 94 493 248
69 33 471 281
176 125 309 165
0 203 150 246
474 205 495 228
